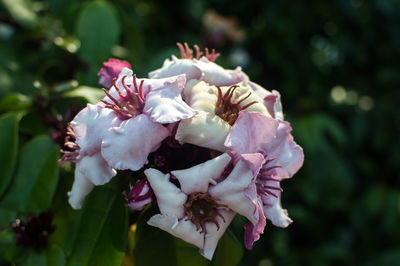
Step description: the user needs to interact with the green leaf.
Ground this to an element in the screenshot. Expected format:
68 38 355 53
0 136 59 213
67 178 128 266
212 232 243 266
0 93 32 112
175 238 208 266
0 0 38 29
133 205 177 266
75 1 120 64
0 112 21 198
24 244 66 266
64 86 105 104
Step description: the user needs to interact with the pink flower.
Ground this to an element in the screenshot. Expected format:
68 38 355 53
149 43 248 86
144 153 261 260
97 58 131 88
225 110 304 248
123 179 153 211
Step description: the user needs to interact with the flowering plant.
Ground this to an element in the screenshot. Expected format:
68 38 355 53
60 43 304 260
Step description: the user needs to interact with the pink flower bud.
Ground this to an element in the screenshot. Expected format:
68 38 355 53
123 179 153 211
97 58 131 88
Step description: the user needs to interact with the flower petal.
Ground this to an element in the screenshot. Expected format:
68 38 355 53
176 111 231 152
264 90 284 120
225 111 278 156
182 80 218 113
67 168 94 210
147 214 204 249
71 104 120 156
200 209 236 260
209 159 257 224
67 152 116 209
261 121 304 179
149 56 202 81
143 74 198 123
101 114 169 170
243 197 266 250
145 168 187 218
262 180 292 227
149 56 248 86
171 153 231 195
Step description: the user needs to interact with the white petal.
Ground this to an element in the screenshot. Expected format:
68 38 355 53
209 159 257 224
182 80 218 113
171 153 231 195
200 209 235 260
71 104 120 156
149 58 202 81
147 214 204 249
67 167 95 210
145 168 187 218
101 114 169 171
143 75 197 123
175 111 231 152
76 152 116 185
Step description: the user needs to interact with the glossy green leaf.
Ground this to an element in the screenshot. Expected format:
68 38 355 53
64 86 105 104
0 112 21 198
75 1 120 64
24 244 65 266
67 178 128 266
133 205 177 266
0 135 59 213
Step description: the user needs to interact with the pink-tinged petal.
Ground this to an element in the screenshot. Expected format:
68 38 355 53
241 153 265 177
98 58 132 88
262 180 292 227
67 152 116 210
143 74 198 123
147 214 204 249
209 159 257 224
200 209 236 260
149 56 202 81
68 168 94 210
71 104 120 156
225 111 278 156
101 114 170 171
145 168 187 218
264 90 284 120
176 111 231 152
261 121 304 179
243 197 266 250
171 153 231 195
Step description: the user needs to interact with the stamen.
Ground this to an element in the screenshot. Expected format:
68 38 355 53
214 85 258 125
184 192 228 233
176 43 220 62
59 125 80 162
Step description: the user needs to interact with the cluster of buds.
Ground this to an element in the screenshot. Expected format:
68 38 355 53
60 43 304 260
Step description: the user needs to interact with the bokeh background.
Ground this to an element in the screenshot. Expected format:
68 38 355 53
0 0 399 265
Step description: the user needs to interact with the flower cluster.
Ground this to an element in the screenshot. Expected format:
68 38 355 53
61 43 304 260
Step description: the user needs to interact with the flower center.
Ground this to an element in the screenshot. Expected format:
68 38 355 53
214 85 257 125
184 192 227 233
177 42 220 62
101 75 146 120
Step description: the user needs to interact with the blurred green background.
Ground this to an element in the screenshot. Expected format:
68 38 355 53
0 0 399 265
